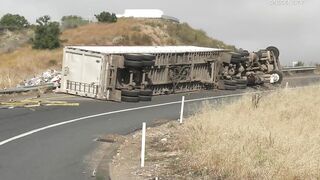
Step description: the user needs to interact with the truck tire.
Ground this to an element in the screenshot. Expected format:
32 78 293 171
256 50 263 58
124 54 155 61
231 53 241 58
269 70 283 84
218 83 236 90
224 85 237 90
240 50 249 57
124 60 143 68
266 46 280 58
142 54 156 61
240 57 249 62
139 95 152 101
224 80 237 86
236 84 247 89
121 89 140 97
121 96 140 102
124 54 145 61
235 79 248 85
143 60 155 67
230 58 241 64
140 89 153 96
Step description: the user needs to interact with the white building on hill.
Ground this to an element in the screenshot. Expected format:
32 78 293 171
117 9 164 18
117 9 179 23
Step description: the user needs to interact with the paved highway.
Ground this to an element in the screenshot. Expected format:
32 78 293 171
0 75 319 180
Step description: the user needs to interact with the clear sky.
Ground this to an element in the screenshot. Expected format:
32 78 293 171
1 0 319 65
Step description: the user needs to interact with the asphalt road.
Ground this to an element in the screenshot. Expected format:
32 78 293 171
0 74 319 180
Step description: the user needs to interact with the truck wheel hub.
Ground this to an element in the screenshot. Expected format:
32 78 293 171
270 73 280 83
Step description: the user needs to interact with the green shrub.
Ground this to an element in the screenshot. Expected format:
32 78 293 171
95 11 117 23
0 13 29 30
61 15 89 30
32 15 60 49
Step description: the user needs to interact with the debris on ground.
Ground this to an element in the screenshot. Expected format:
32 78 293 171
0 99 79 109
18 69 61 88
0 69 61 95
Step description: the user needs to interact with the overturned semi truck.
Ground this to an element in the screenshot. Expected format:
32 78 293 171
60 46 282 102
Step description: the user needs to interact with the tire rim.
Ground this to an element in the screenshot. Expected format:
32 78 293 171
270 73 280 83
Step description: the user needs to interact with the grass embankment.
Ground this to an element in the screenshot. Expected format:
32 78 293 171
0 18 234 89
175 86 320 179
0 47 61 88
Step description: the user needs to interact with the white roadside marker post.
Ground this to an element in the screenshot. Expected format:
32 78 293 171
141 122 146 168
179 96 185 124
285 82 289 89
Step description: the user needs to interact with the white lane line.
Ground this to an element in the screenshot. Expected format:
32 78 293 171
0 85 316 147
0 92 250 147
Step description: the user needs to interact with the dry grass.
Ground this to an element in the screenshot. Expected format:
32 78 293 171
176 86 320 179
0 46 62 88
61 19 176 46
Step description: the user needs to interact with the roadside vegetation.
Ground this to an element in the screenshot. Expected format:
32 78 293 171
60 15 89 30
32 16 61 49
0 12 234 89
173 86 320 179
0 13 29 30
94 11 117 23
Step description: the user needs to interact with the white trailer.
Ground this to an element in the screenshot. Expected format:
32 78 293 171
60 46 229 102
60 45 282 102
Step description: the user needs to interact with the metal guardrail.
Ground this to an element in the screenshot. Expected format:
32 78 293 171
282 66 317 72
0 83 56 95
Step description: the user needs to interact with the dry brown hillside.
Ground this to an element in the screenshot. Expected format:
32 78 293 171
0 19 235 89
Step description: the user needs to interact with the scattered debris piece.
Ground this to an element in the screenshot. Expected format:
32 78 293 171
0 69 61 95
0 99 79 109
19 69 61 87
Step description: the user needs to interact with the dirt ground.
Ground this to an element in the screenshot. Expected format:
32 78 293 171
96 120 191 180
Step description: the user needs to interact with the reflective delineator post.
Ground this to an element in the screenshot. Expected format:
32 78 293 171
285 82 289 89
141 122 146 168
179 96 185 124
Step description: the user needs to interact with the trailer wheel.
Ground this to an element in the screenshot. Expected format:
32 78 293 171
240 57 249 62
124 60 143 68
256 50 263 58
121 89 140 97
235 79 248 85
139 95 152 101
124 54 145 61
236 84 247 89
224 80 237 86
143 60 155 67
218 83 237 90
230 58 241 64
224 85 237 90
231 53 241 58
269 70 283 84
140 89 153 96
124 54 155 61
142 54 156 61
240 50 250 57
121 96 140 103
